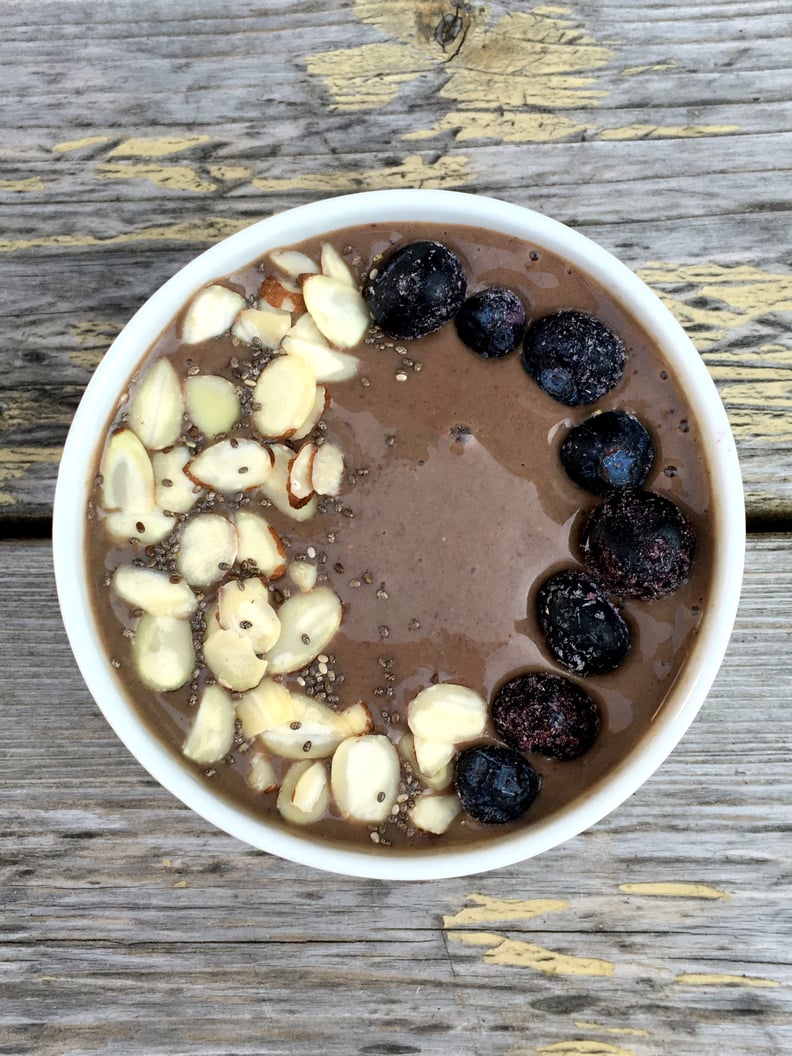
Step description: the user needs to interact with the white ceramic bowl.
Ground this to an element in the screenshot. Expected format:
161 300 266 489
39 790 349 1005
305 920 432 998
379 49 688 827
53 189 744 880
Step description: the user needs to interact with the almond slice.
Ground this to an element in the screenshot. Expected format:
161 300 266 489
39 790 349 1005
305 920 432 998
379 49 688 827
182 284 246 345
112 566 196 619
311 442 344 497
398 732 454 792
232 306 292 349
234 510 287 579
270 249 320 279
258 444 318 523
216 577 281 654
183 684 236 765
407 684 488 745
104 509 175 546
127 358 184 451
246 751 278 793
281 334 360 383
176 513 237 587
320 242 358 288
132 614 195 692
264 587 342 675
277 760 329 825
236 678 295 739
413 736 456 779
288 560 318 593
330 735 400 824
302 274 370 349
285 311 329 346
340 702 373 737
203 626 268 692
409 793 462 835
153 445 203 515
184 375 240 436
259 693 350 759
186 438 274 493
101 429 155 513
292 385 330 441
286 442 316 508
260 275 304 313
252 355 317 440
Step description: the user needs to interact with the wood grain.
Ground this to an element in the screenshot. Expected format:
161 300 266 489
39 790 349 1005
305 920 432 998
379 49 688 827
2 536 791 1055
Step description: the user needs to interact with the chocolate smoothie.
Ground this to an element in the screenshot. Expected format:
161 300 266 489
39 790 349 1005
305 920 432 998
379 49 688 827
86 222 713 851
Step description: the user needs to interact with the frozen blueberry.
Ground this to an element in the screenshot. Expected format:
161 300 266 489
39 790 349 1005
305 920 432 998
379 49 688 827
454 287 526 359
365 240 467 340
560 410 654 496
581 489 696 600
522 310 625 406
492 673 601 761
536 569 631 676
454 744 541 824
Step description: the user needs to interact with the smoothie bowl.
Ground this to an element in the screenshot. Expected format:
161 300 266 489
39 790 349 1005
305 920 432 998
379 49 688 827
53 190 744 880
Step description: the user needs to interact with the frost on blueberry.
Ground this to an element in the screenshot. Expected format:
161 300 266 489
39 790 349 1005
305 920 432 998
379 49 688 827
454 744 541 824
365 240 467 340
454 286 526 359
492 672 601 761
522 310 625 406
560 409 654 495
537 569 631 676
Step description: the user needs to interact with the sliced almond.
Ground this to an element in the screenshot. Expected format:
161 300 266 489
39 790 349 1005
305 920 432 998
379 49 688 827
236 678 295 739
184 374 240 437
330 735 400 824
281 334 360 383
264 587 342 675
340 702 373 737
288 560 317 593
246 751 278 793
183 683 236 765
234 510 287 579
101 429 155 513
176 513 237 587
398 732 454 792
285 311 329 346
277 760 329 825
182 284 246 345
302 274 370 349
216 577 281 654
112 566 196 619
413 736 456 779
407 684 488 745
286 442 316 508
409 793 462 836
104 509 176 546
186 438 274 493
203 626 268 692
259 692 350 759
132 614 194 692
127 358 184 451
292 385 330 441
270 249 320 280
252 355 317 441
320 242 358 288
260 275 305 314
232 306 292 349
311 442 344 497
152 445 203 515
258 444 318 523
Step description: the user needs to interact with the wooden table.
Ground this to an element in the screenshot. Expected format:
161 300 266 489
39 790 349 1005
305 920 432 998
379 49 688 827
2 3 790 1053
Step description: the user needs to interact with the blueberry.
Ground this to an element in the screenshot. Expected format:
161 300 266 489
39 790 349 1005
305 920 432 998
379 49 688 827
492 673 600 761
522 310 625 406
560 410 653 495
365 240 467 340
581 489 696 600
455 287 526 359
454 744 541 824
536 569 631 676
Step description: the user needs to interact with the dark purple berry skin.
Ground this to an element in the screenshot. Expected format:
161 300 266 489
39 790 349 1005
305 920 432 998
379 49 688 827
536 569 631 676
522 310 625 406
492 673 601 761
581 489 696 600
454 744 541 824
455 287 526 359
560 410 654 496
365 240 467 340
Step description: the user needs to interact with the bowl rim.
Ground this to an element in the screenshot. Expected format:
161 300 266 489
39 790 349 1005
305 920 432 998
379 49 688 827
53 189 745 880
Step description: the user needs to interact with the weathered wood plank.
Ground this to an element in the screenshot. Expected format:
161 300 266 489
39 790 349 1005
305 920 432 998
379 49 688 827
1 536 791 1055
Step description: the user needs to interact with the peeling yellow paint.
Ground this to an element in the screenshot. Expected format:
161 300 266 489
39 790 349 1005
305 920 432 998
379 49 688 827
0 216 250 254
574 1024 649 1038
619 882 729 899
443 894 569 927
97 163 217 194
676 973 780 988
537 1042 635 1056
448 930 614 976
108 135 211 158
252 153 471 193
0 177 45 192
0 389 84 432
208 164 253 181
405 110 582 143
0 447 63 506
52 135 110 153
600 123 738 140
68 321 122 369
621 61 678 76
305 41 425 111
